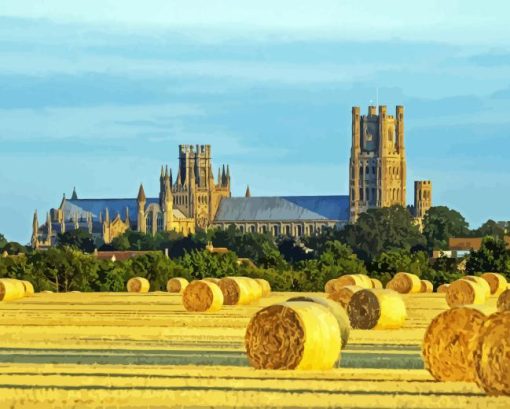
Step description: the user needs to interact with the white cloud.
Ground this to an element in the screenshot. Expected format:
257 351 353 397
1 0 508 45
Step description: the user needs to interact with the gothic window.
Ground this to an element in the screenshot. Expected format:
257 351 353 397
365 165 369 175
273 225 279 236
239 225 244 233
285 225 291 236
157 213 163 231
297 225 303 237
359 166 363 179
261 226 267 234
359 188 364 201
250 225 256 233
372 166 376 174
146 214 153 231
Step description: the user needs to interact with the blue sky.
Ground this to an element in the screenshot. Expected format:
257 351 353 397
1 1 510 243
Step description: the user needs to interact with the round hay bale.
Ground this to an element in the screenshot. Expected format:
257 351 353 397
446 279 486 308
327 285 364 309
166 277 189 294
182 280 223 312
386 272 421 294
21 280 35 296
437 284 449 293
347 289 407 330
324 278 340 294
287 295 350 350
497 289 510 312
244 277 263 301
336 274 372 289
245 301 341 370
464 275 491 299
370 278 383 289
218 277 259 305
481 273 508 296
474 311 510 395
420 280 434 293
422 306 488 382
254 278 271 297
126 277 150 293
0 278 26 302
202 277 220 285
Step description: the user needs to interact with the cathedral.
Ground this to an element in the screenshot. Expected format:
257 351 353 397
31 106 432 248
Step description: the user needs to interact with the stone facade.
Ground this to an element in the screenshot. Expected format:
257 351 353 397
349 105 431 225
32 144 231 248
31 105 433 247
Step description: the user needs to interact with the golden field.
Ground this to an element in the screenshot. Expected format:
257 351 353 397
0 291 508 408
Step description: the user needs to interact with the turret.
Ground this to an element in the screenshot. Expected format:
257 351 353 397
137 184 147 233
87 212 93 234
73 212 79 230
46 212 53 244
71 187 78 200
31 210 39 249
163 168 173 221
245 185 251 198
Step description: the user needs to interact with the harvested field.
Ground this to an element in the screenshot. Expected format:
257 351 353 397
0 291 507 408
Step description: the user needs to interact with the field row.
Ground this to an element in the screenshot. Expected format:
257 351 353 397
1 364 509 409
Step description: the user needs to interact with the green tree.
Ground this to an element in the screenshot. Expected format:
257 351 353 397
465 236 510 275
110 234 131 251
371 249 432 276
57 230 96 253
297 241 366 291
422 206 469 251
29 247 99 292
126 252 186 290
209 226 286 269
471 219 506 239
341 205 426 261
179 250 240 280
277 237 312 265
0 233 7 250
2 241 28 255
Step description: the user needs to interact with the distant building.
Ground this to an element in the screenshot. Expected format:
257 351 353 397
32 105 433 247
32 145 349 247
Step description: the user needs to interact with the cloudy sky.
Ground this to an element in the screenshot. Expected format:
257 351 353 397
1 1 510 242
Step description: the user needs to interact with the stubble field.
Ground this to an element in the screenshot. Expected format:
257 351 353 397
0 291 508 408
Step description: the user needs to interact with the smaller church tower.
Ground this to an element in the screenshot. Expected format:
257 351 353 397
414 180 432 219
46 212 53 245
137 184 147 233
161 165 174 230
31 210 39 249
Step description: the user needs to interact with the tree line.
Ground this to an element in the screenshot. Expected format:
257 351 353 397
1 206 509 292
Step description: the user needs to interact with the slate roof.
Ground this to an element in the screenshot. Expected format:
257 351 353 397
63 198 148 222
62 198 188 222
214 196 349 222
